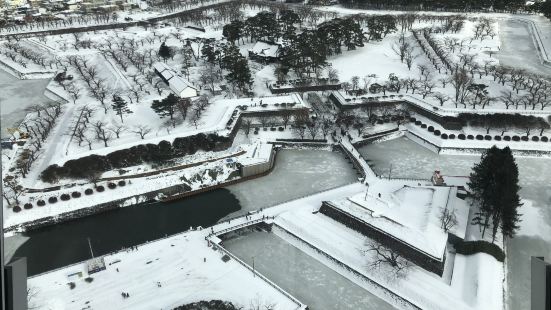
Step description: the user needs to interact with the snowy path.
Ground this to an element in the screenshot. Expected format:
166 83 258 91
24 102 76 188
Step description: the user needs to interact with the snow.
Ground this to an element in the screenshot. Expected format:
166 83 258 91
336 179 469 260
249 41 280 58
274 202 503 310
27 228 300 310
4 143 274 230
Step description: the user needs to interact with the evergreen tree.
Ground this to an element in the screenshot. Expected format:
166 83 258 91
223 20 244 44
158 42 171 62
111 95 132 123
542 0 551 19
468 146 522 242
151 93 179 127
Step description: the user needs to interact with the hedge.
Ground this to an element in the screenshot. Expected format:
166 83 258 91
421 124 427 128
40 133 232 183
532 136 540 142
71 191 81 198
449 134 455 139
512 136 520 141
503 136 511 141
24 203 33 209
60 194 71 201
454 240 505 262
441 133 448 139
118 180 126 186
428 126 434 132
13 206 21 213
434 130 441 135
476 135 484 140
85 188 94 195
48 197 58 204
458 134 466 140
37 200 46 206
108 182 117 189
467 135 474 140
494 136 501 141
484 135 492 141
542 136 549 142
521 136 529 141
96 185 105 192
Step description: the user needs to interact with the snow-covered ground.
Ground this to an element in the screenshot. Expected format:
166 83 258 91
27 227 300 310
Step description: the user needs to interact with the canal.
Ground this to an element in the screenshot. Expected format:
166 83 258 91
9 149 359 276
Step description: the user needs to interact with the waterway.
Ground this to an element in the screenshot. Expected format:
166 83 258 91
359 136 551 310
8 149 358 277
223 230 395 310
0 69 54 138
13 189 240 277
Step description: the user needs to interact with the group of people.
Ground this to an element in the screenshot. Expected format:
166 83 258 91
121 292 130 299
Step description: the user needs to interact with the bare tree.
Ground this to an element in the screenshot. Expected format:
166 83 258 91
132 125 152 139
362 239 410 278
439 207 458 232
432 92 450 106
242 118 253 136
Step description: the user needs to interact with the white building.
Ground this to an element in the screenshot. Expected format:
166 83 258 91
153 62 198 98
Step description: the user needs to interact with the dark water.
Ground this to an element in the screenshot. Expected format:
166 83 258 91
13 189 240 276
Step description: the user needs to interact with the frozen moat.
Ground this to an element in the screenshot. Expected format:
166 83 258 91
497 19 551 76
223 230 395 310
359 136 551 310
226 149 359 217
0 69 54 138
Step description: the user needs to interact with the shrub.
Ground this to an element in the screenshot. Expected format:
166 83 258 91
84 277 94 283
71 191 81 198
60 194 71 201
454 240 505 262
270 127 276 131
542 136 549 142
37 200 46 207
12 206 21 212
24 203 33 209
484 135 492 141
68 282 76 289
458 134 466 140
476 134 484 140
278 127 284 131
521 136 529 141
118 180 126 186
512 136 520 141
410 117 416 122
434 130 441 135
441 133 448 139
421 124 427 129
85 188 94 195
96 185 105 192
503 136 511 141
532 136 540 142
107 182 117 189
449 134 456 139
428 126 434 132
415 120 422 125
494 136 502 141
48 196 58 204
467 135 474 140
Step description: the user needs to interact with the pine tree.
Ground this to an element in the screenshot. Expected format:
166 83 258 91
111 95 132 123
468 146 522 242
158 42 171 62
151 93 179 127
